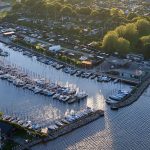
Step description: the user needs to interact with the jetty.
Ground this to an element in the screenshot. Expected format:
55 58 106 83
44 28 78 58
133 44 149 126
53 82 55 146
111 73 150 109
11 108 104 150
3 107 104 150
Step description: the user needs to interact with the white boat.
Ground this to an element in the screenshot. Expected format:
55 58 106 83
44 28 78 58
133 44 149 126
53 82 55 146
13 79 25 87
18 120 24 125
0 70 4 75
114 78 119 83
52 93 60 99
1 74 11 80
58 95 64 101
7 76 16 82
0 51 9 57
48 124 58 130
61 95 70 102
76 92 88 100
34 86 42 94
55 120 64 126
61 119 69 124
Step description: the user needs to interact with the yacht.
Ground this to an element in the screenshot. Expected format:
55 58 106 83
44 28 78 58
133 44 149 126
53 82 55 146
76 92 88 100
34 86 42 94
52 93 60 99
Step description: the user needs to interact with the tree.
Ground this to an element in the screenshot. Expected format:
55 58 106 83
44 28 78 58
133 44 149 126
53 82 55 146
127 12 137 20
98 8 110 20
102 31 119 52
110 8 124 17
115 25 126 37
140 35 150 45
123 23 138 46
12 2 22 11
90 10 100 18
35 0 47 17
117 38 130 54
77 7 91 16
60 5 73 16
46 2 62 18
135 19 150 36
139 35 150 58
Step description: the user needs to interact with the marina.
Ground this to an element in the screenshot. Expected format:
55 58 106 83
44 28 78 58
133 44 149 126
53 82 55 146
0 41 149 150
1 107 104 134
0 0 150 149
0 41 131 127
0 61 88 104
32 86 150 150
0 41 140 85
1 108 104 150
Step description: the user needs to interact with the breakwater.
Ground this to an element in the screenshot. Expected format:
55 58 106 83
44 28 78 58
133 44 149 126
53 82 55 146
111 73 150 109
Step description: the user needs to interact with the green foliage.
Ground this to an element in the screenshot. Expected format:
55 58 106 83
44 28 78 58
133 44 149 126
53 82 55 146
127 12 137 20
102 31 119 52
140 35 150 45
77 7 91 16
90 10 100 18
60 5 73 16
115 25 126 37
135 19 150 36
110 8 124 17
139 35 150 58
102 18 150 56
0 11 8 20
123 23 138 46
102 31 130 54
117 37 130 54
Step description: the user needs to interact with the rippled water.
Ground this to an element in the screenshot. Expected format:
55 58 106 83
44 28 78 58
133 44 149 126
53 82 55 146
0 42 147 150
31 87 150 150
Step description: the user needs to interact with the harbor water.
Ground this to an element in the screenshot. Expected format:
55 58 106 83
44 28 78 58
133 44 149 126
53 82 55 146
0 42 149 150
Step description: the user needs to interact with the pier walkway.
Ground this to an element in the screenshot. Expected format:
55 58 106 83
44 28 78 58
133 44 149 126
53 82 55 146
111 73 150 109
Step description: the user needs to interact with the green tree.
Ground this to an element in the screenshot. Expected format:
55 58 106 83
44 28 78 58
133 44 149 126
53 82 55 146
140 35 150 45
127 12 137 20
117 37 130 54
60 5 73 16
139 35 150 58
123 23 138 46
90 10 100 18
46 2 62 18
115 25 126 37
102 31 119 52
77 7 91 16
135 19 150 36
98 8 110 20
12 2 22 11
110 8 124 17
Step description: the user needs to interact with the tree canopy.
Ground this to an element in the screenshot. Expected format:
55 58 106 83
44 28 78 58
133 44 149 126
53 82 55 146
102 18 150 56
